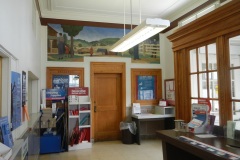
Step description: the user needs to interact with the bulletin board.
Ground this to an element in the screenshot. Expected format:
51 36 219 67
165 79 175 106
131 69 162 105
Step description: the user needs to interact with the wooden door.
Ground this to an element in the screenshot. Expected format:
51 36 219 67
94 73 122 141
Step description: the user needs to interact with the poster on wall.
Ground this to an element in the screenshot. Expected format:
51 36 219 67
11 71 22 130
47 23 160 64
137 76 156 100
165 79 175 106
52 75 69 97
0 116 14 148
22 71 26 107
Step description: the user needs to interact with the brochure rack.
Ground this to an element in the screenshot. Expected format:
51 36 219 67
68 87 92 151
188 103 209 134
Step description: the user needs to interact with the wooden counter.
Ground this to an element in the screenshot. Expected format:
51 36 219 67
157 130 240 160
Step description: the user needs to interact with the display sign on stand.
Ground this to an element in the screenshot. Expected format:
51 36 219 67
68 87 88 96
45 89 66 100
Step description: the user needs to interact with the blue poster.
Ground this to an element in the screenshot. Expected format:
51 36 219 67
11 71 22 130
52 75 69 96
137 76 156 100
22 71 26 107
0 116 14 148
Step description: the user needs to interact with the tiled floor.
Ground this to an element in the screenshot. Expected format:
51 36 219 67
39 139 163 160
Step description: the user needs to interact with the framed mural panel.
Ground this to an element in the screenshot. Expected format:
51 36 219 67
164 79 175 106
131 69 162 105
47 23 160 64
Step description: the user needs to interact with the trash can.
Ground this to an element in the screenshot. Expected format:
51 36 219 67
120 121 136 144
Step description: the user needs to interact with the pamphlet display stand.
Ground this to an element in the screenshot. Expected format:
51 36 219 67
40 89 66 154
188 103 209 134
68 87 92 151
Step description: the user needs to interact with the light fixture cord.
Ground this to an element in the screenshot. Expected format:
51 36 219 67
124 0 126 36
130 0 132 30
139 0 141 24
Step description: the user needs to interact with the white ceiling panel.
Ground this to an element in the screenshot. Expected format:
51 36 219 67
39 0 209 24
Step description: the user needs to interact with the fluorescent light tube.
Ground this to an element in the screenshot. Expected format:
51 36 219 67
110 18 170 52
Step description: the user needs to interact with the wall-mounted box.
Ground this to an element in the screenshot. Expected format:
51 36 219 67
155 106 175 116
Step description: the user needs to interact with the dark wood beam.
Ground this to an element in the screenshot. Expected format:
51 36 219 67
40 18 136 29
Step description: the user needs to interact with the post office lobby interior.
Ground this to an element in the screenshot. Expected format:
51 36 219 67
1 0 240 160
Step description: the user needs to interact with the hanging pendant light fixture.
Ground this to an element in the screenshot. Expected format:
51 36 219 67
110 0 170 53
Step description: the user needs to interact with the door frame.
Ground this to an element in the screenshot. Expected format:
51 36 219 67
90 62 126 140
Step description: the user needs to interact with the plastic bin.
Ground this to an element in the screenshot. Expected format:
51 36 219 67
120 121 136 144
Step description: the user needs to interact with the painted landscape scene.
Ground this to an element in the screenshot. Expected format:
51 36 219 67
47 23 160 64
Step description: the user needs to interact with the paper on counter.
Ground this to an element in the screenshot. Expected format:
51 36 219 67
195 134 216 138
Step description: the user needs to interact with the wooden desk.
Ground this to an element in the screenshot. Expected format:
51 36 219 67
132 114 175 145
157 130 240 160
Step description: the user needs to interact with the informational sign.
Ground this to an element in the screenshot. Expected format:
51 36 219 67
137 76 156 100
191 103 209 124
165 79 175 106
68 87 89 96
198 98 211 113
46 89 66 100
52 75 69 89
11 71 22 130
22 71 26 107
52 75 69 97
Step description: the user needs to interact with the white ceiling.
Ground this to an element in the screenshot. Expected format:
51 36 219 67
38 0 208 24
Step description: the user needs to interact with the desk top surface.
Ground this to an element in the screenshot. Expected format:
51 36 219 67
157 130 240 160
132 113 174 119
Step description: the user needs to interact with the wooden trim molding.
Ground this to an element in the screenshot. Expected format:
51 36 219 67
41 18 136 29
168 0 240 52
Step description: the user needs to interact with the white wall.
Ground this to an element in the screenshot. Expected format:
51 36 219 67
0 0 42 140
162 31 175 80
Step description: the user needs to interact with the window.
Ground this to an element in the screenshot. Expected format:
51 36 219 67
168 0 240 128
229 35 240 130
190 43 219 125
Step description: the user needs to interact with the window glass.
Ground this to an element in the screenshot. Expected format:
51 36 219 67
232 102 240 130
191 99 198 105
191 74 198 98
207 43 217 70
231 69 240 99
190 49 197 73
229 35 240 130
199 73 207 98
190 43 219 125
208 72 218 99
210 100 219 125
229 36 240 67
198 46 206 72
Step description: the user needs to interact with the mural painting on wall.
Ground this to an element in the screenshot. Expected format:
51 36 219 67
47 23 160 64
